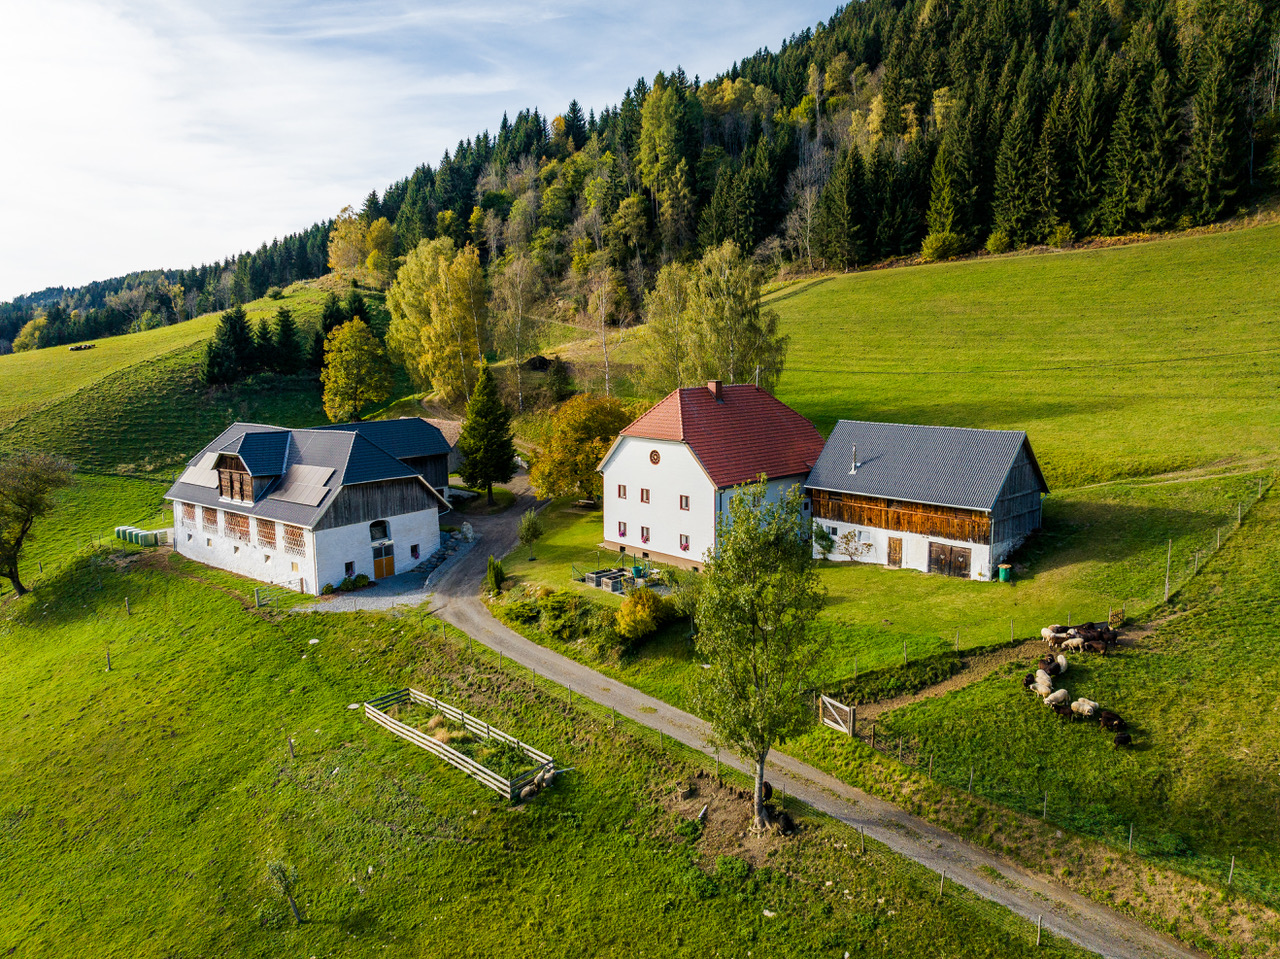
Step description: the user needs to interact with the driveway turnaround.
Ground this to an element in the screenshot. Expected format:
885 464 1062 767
425 479 1204 959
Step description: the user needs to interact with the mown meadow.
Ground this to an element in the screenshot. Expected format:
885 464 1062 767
0 547 1090 958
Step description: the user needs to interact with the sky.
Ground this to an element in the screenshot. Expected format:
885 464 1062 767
0 0 837 302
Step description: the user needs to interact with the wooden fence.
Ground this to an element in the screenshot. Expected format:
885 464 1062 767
363 688 554 801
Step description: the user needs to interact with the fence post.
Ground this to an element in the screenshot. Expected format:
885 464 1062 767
1165 539 1172 601
903 640 908 665
1228 855 1235 885
105 646 111 671
288 737 295 759
968 766 974 793
1128 824 1133 850
860 825 865 854
125 597 130 615
929 753 933 778
1042 791 1048 819
1036 915 1042 947
1011 619 1014 642
871 723 876 750
254 588 260 608
939 870 945 898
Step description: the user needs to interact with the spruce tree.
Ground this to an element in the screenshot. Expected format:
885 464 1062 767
1184 51 1236 225
457 364 518 507
992 104 1036 244
1032 87 1070 242
1070 63 1108 236
1101 80 1145 235
201 306 251 385
344 289 368 323
320 293 347 334
1137 67 1183 229
817 147 865 270
274 306 301 375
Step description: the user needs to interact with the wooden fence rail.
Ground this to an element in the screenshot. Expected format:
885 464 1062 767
363 688 553 801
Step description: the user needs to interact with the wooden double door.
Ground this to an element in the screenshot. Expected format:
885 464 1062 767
928 542 971 578
373 543 395 579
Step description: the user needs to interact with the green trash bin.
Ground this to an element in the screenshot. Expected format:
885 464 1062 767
998 564 1012 583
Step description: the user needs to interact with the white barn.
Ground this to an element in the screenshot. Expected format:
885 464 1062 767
598 381 826 569
165 419 451 594
806 421 1049 581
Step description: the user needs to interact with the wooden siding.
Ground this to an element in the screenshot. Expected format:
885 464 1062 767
313 478 436 531
990 443 1043 546
403 453 449 491
810 489 992 544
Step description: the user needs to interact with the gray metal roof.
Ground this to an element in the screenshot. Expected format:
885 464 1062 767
806 420 1049 512
165 421 444 528
314 417 451 460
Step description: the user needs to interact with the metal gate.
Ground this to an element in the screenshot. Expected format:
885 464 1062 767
819 694 855 735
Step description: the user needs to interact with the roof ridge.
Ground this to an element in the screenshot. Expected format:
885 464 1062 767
835 418 1027 436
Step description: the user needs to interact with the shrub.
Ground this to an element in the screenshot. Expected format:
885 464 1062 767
1047 224 1074 249
539 590 581 640
353 573 370 588
920 231 964 262
321 583 334 595
714 855 752 886
616 587 669 642
501 599 541 623
338 576 355 591
579 604 620 660
985 229 1012 255
484 556 506 594
266 286 285 300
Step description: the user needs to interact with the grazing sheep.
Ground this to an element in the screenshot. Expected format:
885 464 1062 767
1044 689 1070 707
1032 683 1054 698
1046 624 1065 634
1097 710 1127 732
1038 656 1062 677
1113 732 1133 748
1041 627 1058 641
1056 654 1068 674
1061 637 1086 651
1022 672 1037 688
1050 702 1074 720
1071 699 1097 718
1082 640 1108 655
1035 669 1053 688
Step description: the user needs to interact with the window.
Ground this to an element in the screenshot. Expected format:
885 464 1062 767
206 538 212 547
179 502 196 529
283 525 306 557
640 488 650 503
345 561 355 578
224 512 250 542
679 534 690 552
290 561 299 573
828 525 838 536
618 521 627 538
186 533 192 542
679 495 690 511
411 544 420 560
202 507 218 533
263 554 271 563
370 520 389 541
640 526 650 543
256 519 276 549
617 484 627 499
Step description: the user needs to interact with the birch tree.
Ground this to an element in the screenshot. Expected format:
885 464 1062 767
491 251 545 411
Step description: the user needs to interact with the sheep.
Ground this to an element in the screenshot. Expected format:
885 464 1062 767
1038 656 1061 677
1056 654 1068 674
1035 669 1053 688
1061 637 1086 651
1043 689 1069 707
1082 640 1108 655
1097 710 1127 732
1022 672 1037 689
1046 633 1069 648
1032 683 1054 698
1050 702 1074 720
1070 699 1096 718
1040 627 1058 641
1113 732 1132 748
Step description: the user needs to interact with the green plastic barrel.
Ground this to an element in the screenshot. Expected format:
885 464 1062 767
998 564 1012 583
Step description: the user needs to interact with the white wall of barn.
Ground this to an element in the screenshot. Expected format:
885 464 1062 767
171 500 319 593
601 437 717 566
814 516 993 581
312 507 440 590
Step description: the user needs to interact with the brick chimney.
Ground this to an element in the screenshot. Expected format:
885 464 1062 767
708 380 723 401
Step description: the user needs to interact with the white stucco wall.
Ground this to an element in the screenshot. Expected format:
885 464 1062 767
601 437 717 566
814 516 993 581
172 501 319 593
312 507 439 591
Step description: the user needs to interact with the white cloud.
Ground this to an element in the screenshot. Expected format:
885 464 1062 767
0 0 834 300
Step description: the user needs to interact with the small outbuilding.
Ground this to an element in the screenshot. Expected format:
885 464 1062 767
806 421 1049 580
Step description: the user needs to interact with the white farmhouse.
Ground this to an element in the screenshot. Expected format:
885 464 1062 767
598 381 826 569
806 421 1049 580
165 419 451 594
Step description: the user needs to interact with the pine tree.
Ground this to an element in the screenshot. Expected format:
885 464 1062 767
457 364 518 506
274 306 301 375
1137 67 1182 229
320 293 347 334
1101 80 1145 235
1032 87 1070 242
201 305 251 385
992 104 1036 244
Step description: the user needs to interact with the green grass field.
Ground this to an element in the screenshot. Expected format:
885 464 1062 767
0 549 1089 958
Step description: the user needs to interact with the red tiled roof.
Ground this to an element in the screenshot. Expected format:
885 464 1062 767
622 383 825 488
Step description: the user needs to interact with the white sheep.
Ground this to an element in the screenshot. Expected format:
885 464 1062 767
1056 654 1068 674
1035 669 1053 688
1061 637 1085 651
1044 689 1069 706
1070 699 1096 718
1032 682 1054 698
1076 698 1099 711
1041 627 1059 641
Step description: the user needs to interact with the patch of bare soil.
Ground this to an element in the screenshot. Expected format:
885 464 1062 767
655 770 794 866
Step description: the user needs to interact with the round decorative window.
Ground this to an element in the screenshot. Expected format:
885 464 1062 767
649 450 661 465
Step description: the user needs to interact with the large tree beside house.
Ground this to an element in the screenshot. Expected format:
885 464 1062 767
530 394 634 503
692 481 824 831
320 319 394 422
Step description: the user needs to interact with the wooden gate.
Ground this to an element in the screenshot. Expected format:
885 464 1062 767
928 542 971 578
819 694 854 735
887 537 903 568
373 543 395 579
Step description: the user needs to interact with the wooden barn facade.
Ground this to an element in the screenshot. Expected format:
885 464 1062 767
805 421 1048 581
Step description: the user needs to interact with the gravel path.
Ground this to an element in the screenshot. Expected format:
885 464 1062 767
420 478 1205 959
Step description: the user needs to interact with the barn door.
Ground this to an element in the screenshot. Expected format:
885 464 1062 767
887 537 902 568
927 542 972 578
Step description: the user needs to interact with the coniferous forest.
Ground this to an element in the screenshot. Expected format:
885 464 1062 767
4 0 1279 354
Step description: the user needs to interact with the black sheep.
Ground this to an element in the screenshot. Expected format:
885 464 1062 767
1022 673 1036 688
1097 710 1127 731
1050 702 1074 720
1114 732 1132 747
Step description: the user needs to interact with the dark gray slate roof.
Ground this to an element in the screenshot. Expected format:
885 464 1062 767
806 421 1049 512
165 420 443 528
314 417 451 460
